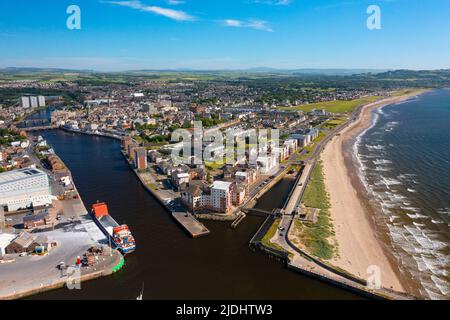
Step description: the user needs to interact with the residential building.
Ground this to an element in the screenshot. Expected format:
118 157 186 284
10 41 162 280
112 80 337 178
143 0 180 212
134 147 147 170
210 181 232 213
181 180 211 212
29 96 38 109
171 171 190 189
256 154 279 175
38 96 46 107
181 180 234 213
19 97 30 109
231 182 249 206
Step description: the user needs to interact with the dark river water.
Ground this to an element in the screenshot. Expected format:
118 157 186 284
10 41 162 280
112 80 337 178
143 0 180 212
28 129 359 300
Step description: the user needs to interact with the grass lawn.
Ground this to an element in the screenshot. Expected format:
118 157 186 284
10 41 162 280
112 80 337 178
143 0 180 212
298 131 326 161
261 218 289 254
278 96 380 113
322 117 347 130
297 161 335 260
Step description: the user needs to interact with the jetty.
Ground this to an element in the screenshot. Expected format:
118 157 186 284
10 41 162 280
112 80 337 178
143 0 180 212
172 212 210 238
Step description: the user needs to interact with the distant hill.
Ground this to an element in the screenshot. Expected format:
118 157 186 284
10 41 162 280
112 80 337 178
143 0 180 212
0 67 94 74
0 67 387 76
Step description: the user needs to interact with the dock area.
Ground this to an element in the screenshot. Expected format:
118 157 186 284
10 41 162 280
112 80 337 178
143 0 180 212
121 151 211 238
172 212 210 238
0 167 124 300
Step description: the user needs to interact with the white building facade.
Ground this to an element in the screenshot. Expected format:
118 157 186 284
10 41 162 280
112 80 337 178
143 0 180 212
0 168 52 212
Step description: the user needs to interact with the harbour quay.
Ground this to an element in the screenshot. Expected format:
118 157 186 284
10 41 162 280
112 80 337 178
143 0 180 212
172 212 210 238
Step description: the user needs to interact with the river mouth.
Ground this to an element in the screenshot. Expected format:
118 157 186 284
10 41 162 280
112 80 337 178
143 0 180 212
26 129 361 300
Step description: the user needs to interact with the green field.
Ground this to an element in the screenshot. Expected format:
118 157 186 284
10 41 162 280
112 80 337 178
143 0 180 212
278 96 381 113
261 218 289 254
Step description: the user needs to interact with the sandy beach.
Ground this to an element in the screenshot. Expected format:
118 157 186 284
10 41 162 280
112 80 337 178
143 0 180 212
321 91 426 293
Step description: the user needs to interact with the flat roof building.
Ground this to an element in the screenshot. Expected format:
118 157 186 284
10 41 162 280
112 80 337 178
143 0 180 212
0 168 52 212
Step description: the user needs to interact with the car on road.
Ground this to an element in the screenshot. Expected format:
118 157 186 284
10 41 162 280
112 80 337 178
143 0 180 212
278 226 285 231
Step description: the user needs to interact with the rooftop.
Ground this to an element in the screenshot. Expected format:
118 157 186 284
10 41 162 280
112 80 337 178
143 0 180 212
0 233 16 249
0 168 46 185
211 181 232 191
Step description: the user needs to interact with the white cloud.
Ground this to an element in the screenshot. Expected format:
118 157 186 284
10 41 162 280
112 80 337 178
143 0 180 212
103 0 194 21
167 0 185 5
251 0 292 5
223 19 242 27
221 19 273 32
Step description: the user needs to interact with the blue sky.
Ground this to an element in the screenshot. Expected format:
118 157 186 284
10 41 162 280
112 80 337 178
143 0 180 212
0 0 449 71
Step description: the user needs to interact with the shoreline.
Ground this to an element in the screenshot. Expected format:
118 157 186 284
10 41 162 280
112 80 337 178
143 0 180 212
321 90 429 295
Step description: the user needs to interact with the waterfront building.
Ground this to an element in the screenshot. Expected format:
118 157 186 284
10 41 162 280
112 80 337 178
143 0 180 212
128 144 136 160
284 139 298 154
181 180 234 213
86 123 98 131
171 171 190 189
134 147 148 170
19 97 30 109
256 154 279 175
290 133 311 147
0 168 52 212
29 96 38 109
210 181 232 213
181 180 211 212
122 137 132 153
38 96 46 107
234 169 260 185
230 182 249 206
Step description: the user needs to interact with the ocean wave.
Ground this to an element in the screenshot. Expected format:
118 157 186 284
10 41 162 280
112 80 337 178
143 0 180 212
430 275 449 296
437 208 450 216
381 177 402 186
406 212 429 218
365 144 385 150
352 99 449 299
373 159 392 165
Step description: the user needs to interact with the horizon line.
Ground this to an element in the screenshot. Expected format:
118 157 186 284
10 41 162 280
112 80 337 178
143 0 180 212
2 66 449 74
